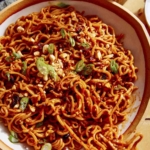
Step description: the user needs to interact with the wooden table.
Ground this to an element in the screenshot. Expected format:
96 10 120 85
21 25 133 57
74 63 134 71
123 0 150 149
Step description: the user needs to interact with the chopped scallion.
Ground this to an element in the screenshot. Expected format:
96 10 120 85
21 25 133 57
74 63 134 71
9 135 19 143
41 143 52 150
9 131 19 143
6 72 10 81
81 42 90 49
22 61 27 75
36 57 58 81
82 64 94 76
13 52 21 59
110 60 118 74
36 57 49 76
75 60 85 72
47 65 58 82
60 28 66 38
19 97 29 112
10 131 18 139
48 43 54 54
69 36 75 47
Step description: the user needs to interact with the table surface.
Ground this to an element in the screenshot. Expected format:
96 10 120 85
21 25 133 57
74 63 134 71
122 1 150 149
0 0 150 150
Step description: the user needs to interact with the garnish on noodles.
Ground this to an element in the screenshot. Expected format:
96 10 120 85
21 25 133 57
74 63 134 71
0 3 142 150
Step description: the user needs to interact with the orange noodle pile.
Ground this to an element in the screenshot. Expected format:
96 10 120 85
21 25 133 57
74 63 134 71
0 3 142 150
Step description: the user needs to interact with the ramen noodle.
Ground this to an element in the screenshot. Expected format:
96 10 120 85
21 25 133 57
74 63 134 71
0 3 142 150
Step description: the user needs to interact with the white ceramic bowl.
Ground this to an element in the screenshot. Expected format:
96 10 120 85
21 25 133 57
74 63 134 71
0 0 150 149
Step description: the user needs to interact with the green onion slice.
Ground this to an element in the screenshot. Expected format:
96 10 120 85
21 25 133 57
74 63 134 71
82 64 94 76
10 131 18 139
6 72 10 81
81 42 90 49
47 65 58 82
36 57 58 81
41 143 52 150
9 131 19 143
60 28 66 38
69 36 75 47
75 60 85 72
19 97 29 112
13 52 21 59
22 61 27 75
48 43 54 54
110 60 118 74
36 57 49 76
9 135 19 143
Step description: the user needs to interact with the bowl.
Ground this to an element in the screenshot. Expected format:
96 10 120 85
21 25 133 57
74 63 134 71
0 0 150 149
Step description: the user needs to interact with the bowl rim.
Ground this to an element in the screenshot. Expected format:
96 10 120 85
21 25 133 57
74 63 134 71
0 0 150 141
